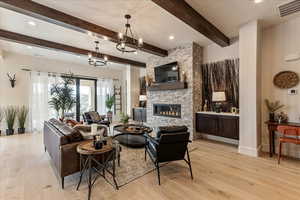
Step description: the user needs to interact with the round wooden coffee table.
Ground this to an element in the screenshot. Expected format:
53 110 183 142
113 124 152 148
76 140 118 200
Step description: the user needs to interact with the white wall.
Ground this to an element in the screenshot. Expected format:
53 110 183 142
201 38 239 144
238 20 262 157
125 65 143 116
0 51 126 130
0 51 125 106
261 16 300 157
203 39 239 63
202 16 300 158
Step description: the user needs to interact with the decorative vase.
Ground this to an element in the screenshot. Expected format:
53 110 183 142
203 100 208 112
269 112 275 122
18 128 25 134
6 129 14 135
107 111 113 122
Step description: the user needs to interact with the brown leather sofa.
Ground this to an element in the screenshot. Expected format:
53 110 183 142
43 119 108 189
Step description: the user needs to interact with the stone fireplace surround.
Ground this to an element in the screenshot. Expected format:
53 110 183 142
145 43 202 140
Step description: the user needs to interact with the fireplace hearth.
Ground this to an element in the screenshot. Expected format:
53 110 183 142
153 104 181 118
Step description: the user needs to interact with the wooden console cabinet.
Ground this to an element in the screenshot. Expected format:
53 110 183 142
132 107 147 122
196 113 239 140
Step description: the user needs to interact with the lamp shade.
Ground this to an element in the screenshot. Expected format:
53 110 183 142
212 91 226 102
139 95 147 101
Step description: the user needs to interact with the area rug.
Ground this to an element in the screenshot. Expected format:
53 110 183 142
104 143 198 188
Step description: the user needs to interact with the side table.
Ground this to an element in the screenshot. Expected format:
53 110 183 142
76 140 118 200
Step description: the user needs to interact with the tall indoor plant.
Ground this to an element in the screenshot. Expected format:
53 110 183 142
49 75 76 120
265 99 284 122
17 105 29 134
4 106 18 135
105 94 115 121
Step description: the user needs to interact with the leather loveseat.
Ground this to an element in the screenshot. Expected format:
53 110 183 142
43 119 108 189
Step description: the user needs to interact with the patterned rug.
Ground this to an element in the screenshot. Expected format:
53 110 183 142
105 143 198 188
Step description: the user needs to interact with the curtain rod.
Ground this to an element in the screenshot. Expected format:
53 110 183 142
21 68 119 81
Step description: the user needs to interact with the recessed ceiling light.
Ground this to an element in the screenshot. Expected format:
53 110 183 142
103 36 108 40
254 0 263 4
27 21 36 26
77 55 81 58
169 35 175 40
87 31 93 36
134 51 138 55
27 46 32 49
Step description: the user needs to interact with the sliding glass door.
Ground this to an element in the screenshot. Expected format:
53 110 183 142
60 77 97 122
48 76 115 122
78 79 97 121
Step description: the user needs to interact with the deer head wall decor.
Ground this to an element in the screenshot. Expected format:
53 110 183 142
7 73 16 88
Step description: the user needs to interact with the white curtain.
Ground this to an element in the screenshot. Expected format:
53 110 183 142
29 72 60 133
97 79 113 115
48 74 62 119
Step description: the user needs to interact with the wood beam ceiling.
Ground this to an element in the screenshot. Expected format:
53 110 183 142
0 0 168 57
151 0 230 47
0 29 146 67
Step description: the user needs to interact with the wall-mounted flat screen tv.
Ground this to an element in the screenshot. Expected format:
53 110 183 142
154 62 179 83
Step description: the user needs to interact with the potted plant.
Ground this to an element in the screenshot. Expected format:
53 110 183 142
0 107 3 135
265 99 284 122
120 112 129 127
49 75 76 120
17 105 29 134
105 94 115 122
48 98 61 119
4 106 17 135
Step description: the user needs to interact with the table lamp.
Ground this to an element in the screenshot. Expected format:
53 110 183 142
139 95 147 107
212 91 226 113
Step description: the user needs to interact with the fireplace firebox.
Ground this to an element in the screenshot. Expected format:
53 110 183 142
153 104 181 118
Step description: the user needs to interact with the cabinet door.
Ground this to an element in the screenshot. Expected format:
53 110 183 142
133 109 139 121
142 109 147 122
136 110 142 121
196 114 218 136
218 116 239 140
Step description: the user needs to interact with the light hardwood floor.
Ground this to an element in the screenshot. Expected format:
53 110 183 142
1 133 300 200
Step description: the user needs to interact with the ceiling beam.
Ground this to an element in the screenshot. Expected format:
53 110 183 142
0 29 146 67
0 0 168 57
151 0 230 47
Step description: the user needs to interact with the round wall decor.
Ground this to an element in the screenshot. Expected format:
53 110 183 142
273 71 299 89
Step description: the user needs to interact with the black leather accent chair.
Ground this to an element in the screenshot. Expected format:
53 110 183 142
144 126 193 185
82 111 110 129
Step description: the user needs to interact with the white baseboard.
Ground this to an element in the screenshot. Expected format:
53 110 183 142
238 145 262 157
199 133 239 145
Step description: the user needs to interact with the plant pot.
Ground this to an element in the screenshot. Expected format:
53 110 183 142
269 112 275 122
6 129 14 135
18 128 25 134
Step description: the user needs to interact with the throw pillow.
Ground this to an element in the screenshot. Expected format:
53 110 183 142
74 124 91 132
65 129 84 143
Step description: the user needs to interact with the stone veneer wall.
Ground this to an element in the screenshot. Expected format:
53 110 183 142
146 43 202 140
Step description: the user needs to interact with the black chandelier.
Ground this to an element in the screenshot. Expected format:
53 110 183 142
116 14 143 54
88 41 107 67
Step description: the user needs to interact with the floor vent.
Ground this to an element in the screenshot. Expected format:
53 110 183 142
278 0 300 17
